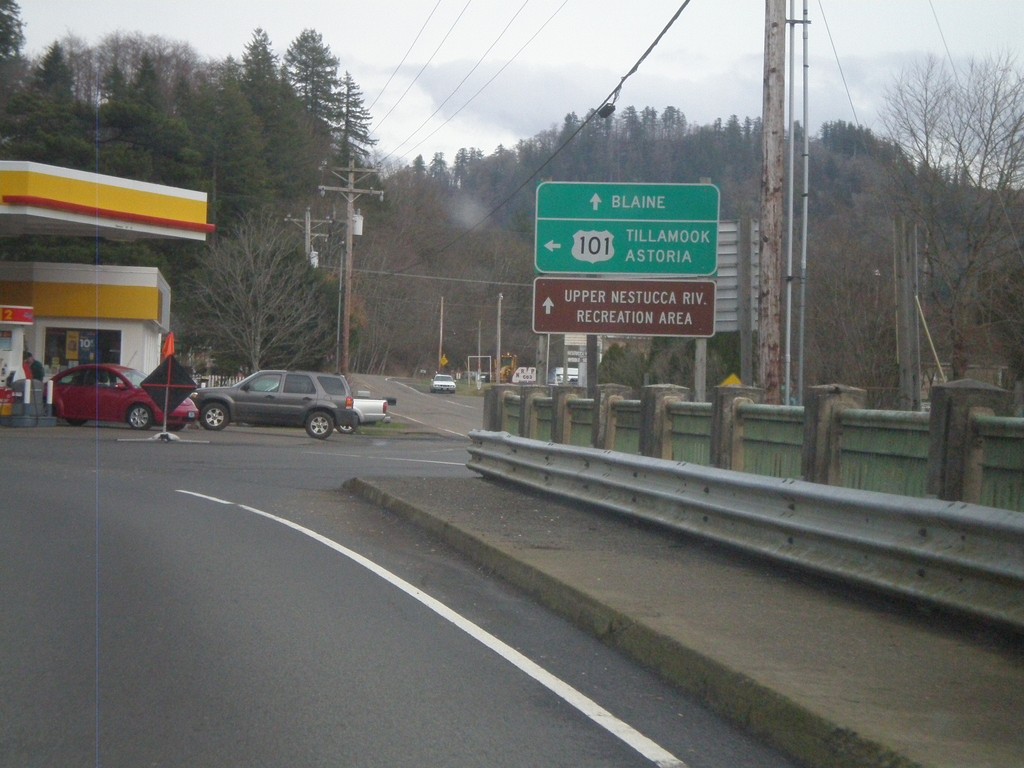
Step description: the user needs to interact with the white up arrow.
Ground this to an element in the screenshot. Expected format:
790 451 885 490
590 193 602 211
542 297 555 315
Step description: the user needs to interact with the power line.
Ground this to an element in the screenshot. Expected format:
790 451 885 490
387 0 571 165
370 0 474 135
927 0 960 84
354 266 530 288
379 0 532 165
366 0 444 114
816 0 860 127
385 1 693 278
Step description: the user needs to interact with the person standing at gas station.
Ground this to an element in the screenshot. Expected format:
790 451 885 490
22 351 43 381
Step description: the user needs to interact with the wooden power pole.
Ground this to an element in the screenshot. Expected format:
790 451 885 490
758 0 786 403
319 163 382 375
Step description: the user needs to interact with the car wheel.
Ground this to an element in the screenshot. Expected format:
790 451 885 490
337 421 355 435
305 410 334 439
200 403 229 430
65 419 87 426
127 404 153 430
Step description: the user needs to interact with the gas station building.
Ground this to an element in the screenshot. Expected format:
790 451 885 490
0 161 213 382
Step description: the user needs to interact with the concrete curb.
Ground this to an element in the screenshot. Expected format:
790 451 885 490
345 477 923 768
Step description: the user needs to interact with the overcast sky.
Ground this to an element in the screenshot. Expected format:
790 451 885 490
18 1 1024 164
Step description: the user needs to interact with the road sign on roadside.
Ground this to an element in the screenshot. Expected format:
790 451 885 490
533 277 716 337
535 182 719 276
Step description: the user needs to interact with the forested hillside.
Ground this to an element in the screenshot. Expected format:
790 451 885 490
2 2 1021 399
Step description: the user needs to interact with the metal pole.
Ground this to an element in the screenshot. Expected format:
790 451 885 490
545 333 551 386
496 293 503 383
304 207 311 258
797 0 810 404
336 227 343 373
438 296 444 371
784 0 796 404
695 338 707 402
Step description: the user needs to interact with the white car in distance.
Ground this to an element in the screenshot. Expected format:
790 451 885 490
430 373 457 393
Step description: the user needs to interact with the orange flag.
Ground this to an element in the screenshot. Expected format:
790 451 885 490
162 332 175 359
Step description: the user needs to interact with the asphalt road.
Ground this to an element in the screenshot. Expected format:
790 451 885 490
1 408 798 767
347 373 485 438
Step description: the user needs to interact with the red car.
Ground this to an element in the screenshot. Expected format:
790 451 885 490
50 363 198 431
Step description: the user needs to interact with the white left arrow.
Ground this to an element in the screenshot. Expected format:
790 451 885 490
542 297 555 315
544 240 561 252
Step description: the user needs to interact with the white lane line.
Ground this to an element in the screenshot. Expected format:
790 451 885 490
175 490 688 768
178 490 234 504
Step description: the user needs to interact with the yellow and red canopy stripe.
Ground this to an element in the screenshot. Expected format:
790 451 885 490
0 161 213 240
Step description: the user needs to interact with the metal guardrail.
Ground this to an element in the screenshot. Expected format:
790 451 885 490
467 430 1024 631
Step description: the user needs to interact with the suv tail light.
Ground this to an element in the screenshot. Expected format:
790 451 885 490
345 396 353 408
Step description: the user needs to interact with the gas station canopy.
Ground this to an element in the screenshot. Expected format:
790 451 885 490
0 161 214 242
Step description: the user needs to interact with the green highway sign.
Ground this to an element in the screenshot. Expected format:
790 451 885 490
535 182 720 276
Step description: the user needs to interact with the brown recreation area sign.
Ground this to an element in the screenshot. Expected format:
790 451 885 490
532 277 716 337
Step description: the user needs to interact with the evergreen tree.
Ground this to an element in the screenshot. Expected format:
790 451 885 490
33 42 75 100
98 52 198 186
337 70 375 165
242 28 319 200
241 28 279 116
184 60 270 226
283 29 342 140
0 42 93 166
0 0 23 61
0 0 23 108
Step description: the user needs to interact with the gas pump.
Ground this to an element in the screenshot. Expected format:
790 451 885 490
0 305 54 427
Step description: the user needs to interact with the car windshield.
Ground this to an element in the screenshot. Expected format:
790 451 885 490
434 375 453 382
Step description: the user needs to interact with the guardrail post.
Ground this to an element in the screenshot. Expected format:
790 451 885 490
927 379 1014 502
639 384 691 458
802 384 866 485
551 386 586 444
483 385 517 431
710 385 763 469
519 385 550 439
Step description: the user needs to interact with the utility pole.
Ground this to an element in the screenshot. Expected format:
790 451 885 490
759 0 786 403
895 217 922 411
319 162 383 375
284 207 333 268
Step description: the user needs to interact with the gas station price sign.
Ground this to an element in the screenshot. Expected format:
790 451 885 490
0 305 34 324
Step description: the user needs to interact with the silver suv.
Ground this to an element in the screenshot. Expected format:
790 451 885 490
192 370 357 439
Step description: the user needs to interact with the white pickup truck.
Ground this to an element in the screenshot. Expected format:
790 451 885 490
339 390 393 433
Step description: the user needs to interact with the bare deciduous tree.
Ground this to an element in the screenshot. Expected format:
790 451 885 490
882 53 1024 379
185 210 334 372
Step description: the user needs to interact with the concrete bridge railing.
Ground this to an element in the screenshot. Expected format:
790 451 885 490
482 379 1024 513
